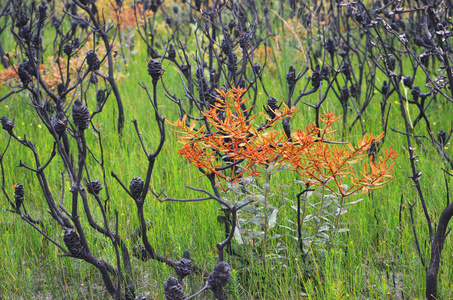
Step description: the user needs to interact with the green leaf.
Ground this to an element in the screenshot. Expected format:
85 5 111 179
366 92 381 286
345 198 364 206
234 229 244 244
318 225 329 232
268 208 278 229
316 233 330 241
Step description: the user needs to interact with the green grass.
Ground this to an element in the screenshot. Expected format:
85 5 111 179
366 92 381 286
1 4 453 300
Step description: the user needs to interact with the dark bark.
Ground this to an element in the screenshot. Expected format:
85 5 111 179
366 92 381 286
426 202 453 300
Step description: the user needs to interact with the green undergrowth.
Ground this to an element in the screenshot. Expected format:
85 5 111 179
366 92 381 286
1 14 453 300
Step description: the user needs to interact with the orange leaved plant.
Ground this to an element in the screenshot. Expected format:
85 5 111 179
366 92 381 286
279 112 399 197
170 87 398 196
168 86 297 183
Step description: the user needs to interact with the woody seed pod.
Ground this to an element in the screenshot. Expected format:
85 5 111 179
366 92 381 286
339 46 349 57
164 277 185 300
19 25 31 41
168 44 176 60
207 261 232 287
175 251 193 280
340 86 350 105
86 50 100 71
341 63 351 80
325 38 335 55
87 180 103 195
64 43 73 56
72 99 90 130
381 81 389 96
286 66 296 86
63 229 87 258
38 2 48 24
53 112 68 137
147 59 163 82
96 89 106 108
438 130 447 145
387 56 396 71
17 64 31 86
403 76 413 89
311 65 321 89
321 65 330 79
1 116 15 133
129 177 144 199
16 12 29 28
265 97 279 119
411 86 421 102
14 183 24 211
253 63 261 73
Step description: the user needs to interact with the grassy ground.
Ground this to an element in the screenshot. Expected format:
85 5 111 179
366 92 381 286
1 5 453 300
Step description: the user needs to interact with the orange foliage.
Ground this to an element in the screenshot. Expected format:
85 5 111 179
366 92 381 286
170 87 399 197
169 87 297 181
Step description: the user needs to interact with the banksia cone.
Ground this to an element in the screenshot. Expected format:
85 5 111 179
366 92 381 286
227 52 237 73
168 44 176 59
403 76 413 88
147 59 163 82
16 12 29 28
38 2 48 25
411 86 421 102
341 63 351 80
381 81 389 96
207 261 232 287
286 66 296 86
311 65 321 89
129 177 144 199
253 63 261 73
53 112 68 137
339 45 349 57
265 97 279 119
63 43 73 56
239 33 249 49
163 277 185 300
17 64 31 86
72 99 90 130
19 25 31 41
438 130 447 145
321 65 330 78
1 116 15 133
325 38 335 55
221 35 234 56
368 141 378 160
63 229 87 258
14 183 24 212
96 89 106 108
387 56 396 71
175 251 193 281
22 60 36 77
340 86 349 105
180 65 189 76
86 50 100 71
87 180 103 195
72 38 80 49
